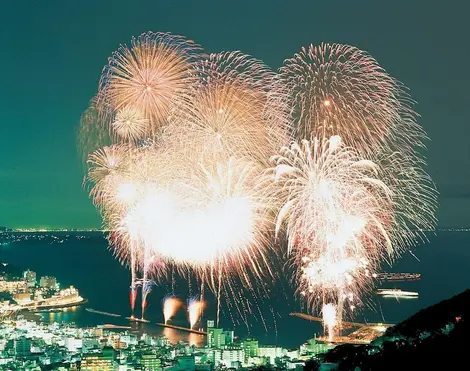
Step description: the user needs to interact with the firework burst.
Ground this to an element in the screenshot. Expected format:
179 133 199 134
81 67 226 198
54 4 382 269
111 106 150 143
279 43 437 245
279 43 412 153
79 33 437 330
166 51 290 165
98 31 201 138
268 137 395 328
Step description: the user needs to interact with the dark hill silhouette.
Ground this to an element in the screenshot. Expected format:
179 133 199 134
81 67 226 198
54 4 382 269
321 289 469 370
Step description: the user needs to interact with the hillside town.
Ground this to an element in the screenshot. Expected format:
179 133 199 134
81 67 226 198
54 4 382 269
0 317 332 370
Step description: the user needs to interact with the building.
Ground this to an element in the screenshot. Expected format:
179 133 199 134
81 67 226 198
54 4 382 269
39 276 57 290
206 320 215 329
258 346 284 365
223 330 234 345
242 339 259 362
221 346 244 367
81 346 115 370
300 338 334 356
82 337 100 352
14 337 31 358
285 348 299 360
0 279 27 293
207 327 224 348
23 270 36 288
64 337 82 352
177 355 195 371
139 353 162 370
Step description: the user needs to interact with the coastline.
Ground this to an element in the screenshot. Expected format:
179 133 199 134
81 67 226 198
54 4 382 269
31 298 88 312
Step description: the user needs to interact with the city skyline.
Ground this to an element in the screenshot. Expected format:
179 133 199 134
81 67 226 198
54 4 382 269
0 0 468 228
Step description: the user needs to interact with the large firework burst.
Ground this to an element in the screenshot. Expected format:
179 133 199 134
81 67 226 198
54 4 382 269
165 51 290 165
280 42 437 252
279 43 411 153
79 33 437 330
268 137 395 332
98 31 201 139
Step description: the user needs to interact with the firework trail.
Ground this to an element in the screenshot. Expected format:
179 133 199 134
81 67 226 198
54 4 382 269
268 137 394 331
162 296 183 324
140 253 155 320
187 297 205 329
159 52 288 320
97 31 201 140
322 303 337 342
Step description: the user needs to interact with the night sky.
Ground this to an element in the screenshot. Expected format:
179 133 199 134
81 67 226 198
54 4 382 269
0 0 468 228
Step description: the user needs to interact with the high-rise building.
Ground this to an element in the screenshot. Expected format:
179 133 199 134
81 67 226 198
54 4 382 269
207 320 215 329
223 330 234 345
242 339 259 362
207 327 225 348
40 276 57 289
23 270 36 288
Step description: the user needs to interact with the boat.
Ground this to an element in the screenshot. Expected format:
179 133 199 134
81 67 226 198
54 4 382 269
373 273 421 282
377 289 419 298
36 308 63 313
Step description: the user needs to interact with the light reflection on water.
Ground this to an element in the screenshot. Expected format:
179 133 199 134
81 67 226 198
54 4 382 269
162 327 205 347
40 308 206 347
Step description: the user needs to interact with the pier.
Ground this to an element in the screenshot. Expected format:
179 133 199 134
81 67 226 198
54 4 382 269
156 323 207 335
103 324 132 330
86 308 121 317
126 317 151 323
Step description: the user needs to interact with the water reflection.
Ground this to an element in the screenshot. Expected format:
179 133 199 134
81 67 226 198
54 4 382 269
44 305 78 323
162 327 205 347
38 310 207 348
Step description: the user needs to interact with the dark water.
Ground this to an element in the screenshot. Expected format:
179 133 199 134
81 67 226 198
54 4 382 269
1 231 469 348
